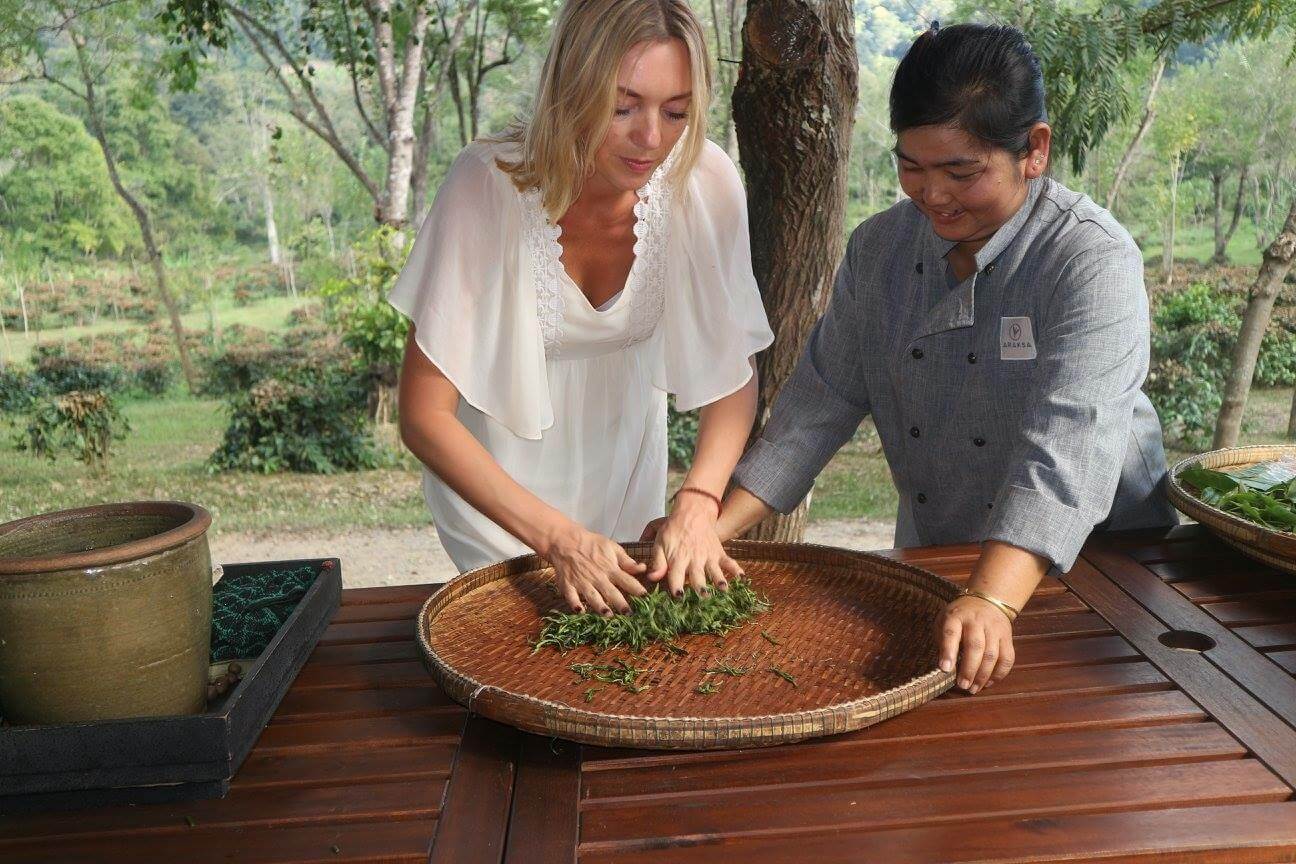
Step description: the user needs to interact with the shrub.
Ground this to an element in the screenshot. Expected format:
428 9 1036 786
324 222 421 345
1147 283 1233 448
16 389 129 472
129 360 174 396
0 366 46 413
30 345 124 394
208 362 378 474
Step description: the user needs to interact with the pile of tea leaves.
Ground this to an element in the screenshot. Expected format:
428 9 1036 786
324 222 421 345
1181 461 1296 532
532 576 771 655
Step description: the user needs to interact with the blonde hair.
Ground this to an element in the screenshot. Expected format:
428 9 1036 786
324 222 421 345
493 0 712 220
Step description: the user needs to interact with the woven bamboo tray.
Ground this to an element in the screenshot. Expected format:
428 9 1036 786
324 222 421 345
1168 444 1296 575
417 541 961 750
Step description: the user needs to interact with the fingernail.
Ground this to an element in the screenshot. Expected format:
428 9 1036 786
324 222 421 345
958 678 970 690
575 605 584 613
939 659 952 673
717 581 728 590
970 685 980 695
673 590 682 598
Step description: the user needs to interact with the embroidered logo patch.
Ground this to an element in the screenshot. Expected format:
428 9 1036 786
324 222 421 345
1000 317 1036 360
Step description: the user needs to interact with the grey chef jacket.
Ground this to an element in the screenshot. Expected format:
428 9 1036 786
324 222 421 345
732 177 1178 572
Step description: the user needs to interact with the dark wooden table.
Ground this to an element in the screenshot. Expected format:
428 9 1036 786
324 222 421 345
4 524 1296 863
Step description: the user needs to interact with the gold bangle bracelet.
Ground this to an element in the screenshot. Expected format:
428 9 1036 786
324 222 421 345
962 588 1020 622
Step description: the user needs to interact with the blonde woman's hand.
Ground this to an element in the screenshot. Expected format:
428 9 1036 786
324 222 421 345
543 523 647 616
645 494 744 598
936 595 1015 694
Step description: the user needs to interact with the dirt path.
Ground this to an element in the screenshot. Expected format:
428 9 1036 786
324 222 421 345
209 519 897 588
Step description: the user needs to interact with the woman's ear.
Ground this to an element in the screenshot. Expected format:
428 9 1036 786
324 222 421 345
1023 122 1052 179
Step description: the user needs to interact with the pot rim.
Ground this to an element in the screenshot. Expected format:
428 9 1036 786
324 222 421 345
0 501 212 576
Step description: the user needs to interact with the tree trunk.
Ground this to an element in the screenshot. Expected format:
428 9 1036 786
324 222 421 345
1214 196 1296 448
263 178 280 265
733 0 857 542
1215 164 1250 264
1211 170 1225 263
1162 150 1180 290
1105 57 1164 213
375 2 431 229
69 29 197 394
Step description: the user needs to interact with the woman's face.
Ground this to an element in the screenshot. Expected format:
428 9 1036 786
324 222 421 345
895 123 1051 247
589 38 692 196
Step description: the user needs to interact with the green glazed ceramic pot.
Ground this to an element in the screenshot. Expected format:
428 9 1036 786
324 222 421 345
0 502 213 724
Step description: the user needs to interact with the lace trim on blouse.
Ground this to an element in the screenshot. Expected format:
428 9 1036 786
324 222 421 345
520 146 679 357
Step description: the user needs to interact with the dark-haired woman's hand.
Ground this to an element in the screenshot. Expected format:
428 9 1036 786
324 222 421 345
936 595 1015 694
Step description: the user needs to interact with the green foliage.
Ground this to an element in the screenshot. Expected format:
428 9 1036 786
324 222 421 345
1181 461 1296 531
532 576 772 655
1145 282 1296 446
667 397 699 470
16 389 129 473
30 345 125 395
319 227 409 390
0 366 47 413
0 96 132 259
1146 283 1234 447
963 0 1296 172
208 362 379 474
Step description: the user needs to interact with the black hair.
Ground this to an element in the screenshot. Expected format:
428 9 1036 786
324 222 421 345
889 22 1046 157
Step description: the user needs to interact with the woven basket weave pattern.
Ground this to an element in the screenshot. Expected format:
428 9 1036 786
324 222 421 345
418 541 961 750
1168 444 1296 574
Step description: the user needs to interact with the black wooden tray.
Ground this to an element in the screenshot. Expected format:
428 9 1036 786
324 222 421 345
0 557 342 813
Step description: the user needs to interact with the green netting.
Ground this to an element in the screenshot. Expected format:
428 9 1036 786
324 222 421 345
210 565 318 661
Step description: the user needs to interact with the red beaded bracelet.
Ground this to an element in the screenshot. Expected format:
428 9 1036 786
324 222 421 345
671 486 723 514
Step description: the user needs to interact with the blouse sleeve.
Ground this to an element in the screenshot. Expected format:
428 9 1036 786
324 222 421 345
654 139 774 410
387 142 553 441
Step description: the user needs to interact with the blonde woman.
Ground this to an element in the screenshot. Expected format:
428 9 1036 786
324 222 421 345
391 0 773 616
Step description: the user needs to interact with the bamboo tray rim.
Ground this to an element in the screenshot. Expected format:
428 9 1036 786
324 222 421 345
417 540 961 748
1168 444 1296 539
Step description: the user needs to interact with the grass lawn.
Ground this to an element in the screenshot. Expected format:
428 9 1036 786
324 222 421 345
1133 221 1266 269
0 395 429 534
0 294 314 367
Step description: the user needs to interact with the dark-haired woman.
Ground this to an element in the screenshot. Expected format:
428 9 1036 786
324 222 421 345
712 23 1178 694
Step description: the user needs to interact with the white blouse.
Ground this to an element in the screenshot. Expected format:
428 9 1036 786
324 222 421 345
389 136 774 572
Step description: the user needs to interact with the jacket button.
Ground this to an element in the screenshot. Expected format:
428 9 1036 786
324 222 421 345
973 437 986 447
967 352 978 364
912 348 924 359
917 493 928 504
910 426 921 438
985 263 997 275
987 502 994 510
915 262 924 274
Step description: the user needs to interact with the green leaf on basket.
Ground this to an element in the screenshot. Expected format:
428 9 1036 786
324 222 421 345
1180 467 1243 495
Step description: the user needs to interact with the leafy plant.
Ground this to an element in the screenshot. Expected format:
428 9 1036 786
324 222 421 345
31 345 124 395
0 366 47 413
1180 461 1296 532
16 389 129 472
208 363 379 474
531 577 771 655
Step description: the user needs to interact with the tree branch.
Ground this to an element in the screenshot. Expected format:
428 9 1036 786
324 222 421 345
338 0 386 147
227 9 379 200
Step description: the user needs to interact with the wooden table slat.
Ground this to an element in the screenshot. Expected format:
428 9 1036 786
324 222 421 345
1064 556 1296 787
579 722 1246 803
579 760 1289 849
1081 541 1296 740
427 717 519 864
577 802 1296 864
504 736 581 864
0 820 440 864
